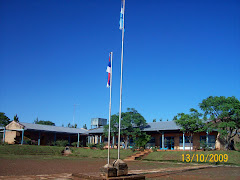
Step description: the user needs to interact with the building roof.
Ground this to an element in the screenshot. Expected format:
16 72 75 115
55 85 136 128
88 127 104 134
88 121 181 134
20 122 88 134
142 121 181 131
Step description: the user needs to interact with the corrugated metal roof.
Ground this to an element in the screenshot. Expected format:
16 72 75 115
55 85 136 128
21 122 88 134
88 127 104 134
143 121 181 131
88 121 181 134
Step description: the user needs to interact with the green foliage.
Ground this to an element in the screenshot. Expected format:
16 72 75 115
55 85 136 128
174 108 205 134
134 132 151 148
104 108 150 149
55 140 68 147
71 142 78 147
174 108 205 151
67 123 77 128
96 143 104 150
199 96 240 150
34 119 55 126
87 143 96 149
83 124 87 129
153 119 156 122
0 112 10 126
152 146 158 152
13 114 19 122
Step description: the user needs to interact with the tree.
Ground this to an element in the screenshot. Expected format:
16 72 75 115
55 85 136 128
83 124 87 129
14 114 19 122
67 123 77 128
159 118 163 122
153 119 156 122
0 112 10 126
174 108 205 151
104 108 150 149
34 118 55 126
199 96 240 150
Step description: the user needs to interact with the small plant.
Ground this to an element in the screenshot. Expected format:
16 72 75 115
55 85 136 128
71 142 78 147
87 143 95 149
200 140 207 151
55 140 68 147
96 143 104 150
152 146 157 152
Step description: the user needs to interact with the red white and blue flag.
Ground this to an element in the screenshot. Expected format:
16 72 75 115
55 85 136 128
106 54 111 88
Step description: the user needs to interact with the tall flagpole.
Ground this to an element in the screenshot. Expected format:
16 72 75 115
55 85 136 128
108 52 113 165
118 0 125 160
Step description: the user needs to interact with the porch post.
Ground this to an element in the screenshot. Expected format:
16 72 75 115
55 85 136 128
183 133 185 150
100 135 102 143
77 133 80 147
162 132 164 150
113 135 115 148
206 131 209 148
88 136 90 144
21 129 24 145
3 128 6 143
38 132 41 146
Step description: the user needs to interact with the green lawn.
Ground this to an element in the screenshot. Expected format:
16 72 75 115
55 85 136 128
143 150 240 166
0 145 134 159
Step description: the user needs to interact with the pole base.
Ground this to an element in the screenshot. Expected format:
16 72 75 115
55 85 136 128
113 159 128 176
100 164 117 177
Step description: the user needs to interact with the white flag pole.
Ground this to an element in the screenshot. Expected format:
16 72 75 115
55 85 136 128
118 0 125 160
108 52 113 165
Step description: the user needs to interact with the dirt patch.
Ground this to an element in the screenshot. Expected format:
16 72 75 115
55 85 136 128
145 167 240 180
0 157 239 180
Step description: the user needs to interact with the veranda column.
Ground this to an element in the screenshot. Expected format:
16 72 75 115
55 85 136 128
21 129 24 145
113 135 115 148
162 132 164 150
77 133 80 147
100 135 102 143
38 132 41 146
206 131 209 148
3 128 6 143
183 133 185 150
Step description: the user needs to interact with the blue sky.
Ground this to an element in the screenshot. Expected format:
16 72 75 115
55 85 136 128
1 0 239 129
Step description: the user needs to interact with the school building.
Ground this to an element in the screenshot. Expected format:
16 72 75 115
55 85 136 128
2 120 227 150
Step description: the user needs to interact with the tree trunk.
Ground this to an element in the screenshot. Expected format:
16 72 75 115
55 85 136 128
124 136 128 149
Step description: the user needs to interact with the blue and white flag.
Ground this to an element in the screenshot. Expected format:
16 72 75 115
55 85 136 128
106 54 111 88
119 1 124 30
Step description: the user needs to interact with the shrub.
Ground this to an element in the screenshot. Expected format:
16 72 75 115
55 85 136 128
96 143 104 150
71 142 78 147
87 143 96 149
55 140 68 147
152 146 157 152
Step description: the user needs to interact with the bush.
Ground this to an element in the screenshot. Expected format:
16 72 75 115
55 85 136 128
152 146 158 152
55 140 68 147
71 142 78 147
96 143 104 150
87 143 96 149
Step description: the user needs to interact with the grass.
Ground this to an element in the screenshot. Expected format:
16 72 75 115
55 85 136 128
0 145 135 160
142 150 240 166
70 147 134 159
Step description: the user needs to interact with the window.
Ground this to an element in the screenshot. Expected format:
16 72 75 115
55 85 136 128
179 136 192 143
